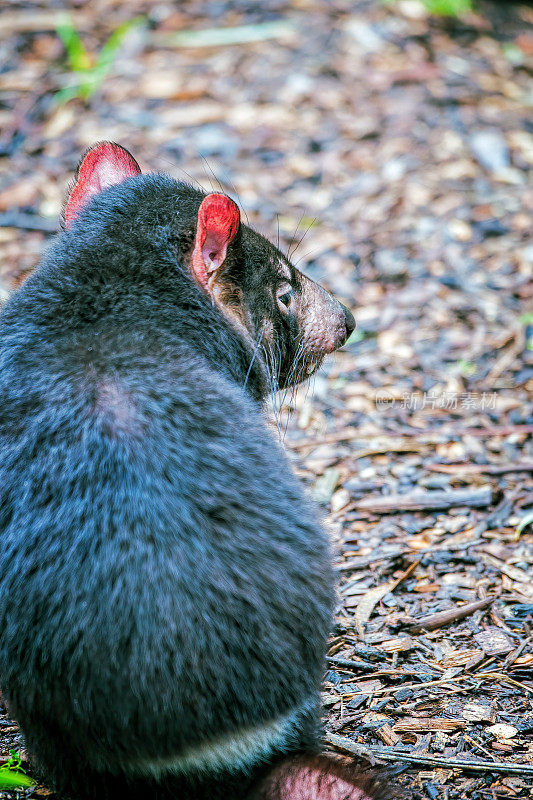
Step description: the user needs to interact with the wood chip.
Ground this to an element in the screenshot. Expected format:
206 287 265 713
394 718 466 733
474 627 515 656
462 703 494 723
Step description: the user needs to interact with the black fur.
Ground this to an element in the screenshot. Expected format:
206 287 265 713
0 172 336 798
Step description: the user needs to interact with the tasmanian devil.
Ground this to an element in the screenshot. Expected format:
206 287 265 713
0 143 385 800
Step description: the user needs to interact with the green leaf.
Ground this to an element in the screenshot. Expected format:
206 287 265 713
56 16 92 72
424 0 472 14
0 770 34 789
456 358 477 377
55 15 145 102
516 510 533 536
502 43 525 67
1 750 24 772
383 0 472 16
519 312 533 325
95 17 145 75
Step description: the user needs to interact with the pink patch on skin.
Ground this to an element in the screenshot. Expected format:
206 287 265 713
192 194 240 289
65 143 141 228
92 379 137 437
253 755 384 800
275 766 374 800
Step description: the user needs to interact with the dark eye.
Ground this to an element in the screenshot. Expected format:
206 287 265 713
276 285 295 314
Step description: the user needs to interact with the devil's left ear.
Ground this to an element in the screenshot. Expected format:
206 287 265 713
64 141 141 228
191 193 240 291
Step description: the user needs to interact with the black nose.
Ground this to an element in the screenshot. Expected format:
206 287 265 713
341 304 355 343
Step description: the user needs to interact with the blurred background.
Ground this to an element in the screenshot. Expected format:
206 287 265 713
1 2 533 796
0 0 531 417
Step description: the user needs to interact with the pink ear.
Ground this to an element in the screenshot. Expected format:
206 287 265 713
64 142 141 228
191 194 240 289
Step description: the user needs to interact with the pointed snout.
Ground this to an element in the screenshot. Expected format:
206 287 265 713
340 303 355 345
319 298 355 353
296 271 356 356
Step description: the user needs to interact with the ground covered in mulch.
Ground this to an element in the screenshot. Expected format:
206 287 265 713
0 0 532 798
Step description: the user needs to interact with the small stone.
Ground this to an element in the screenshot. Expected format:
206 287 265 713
447 219 472 242
397 0 427 19
521 244 533 263
433 730 449 752
343 19 384 52
488 723 518 739
343 478 379 495
313 468 340 505
470 130 510 174
382 158 408 182
331 488 351 513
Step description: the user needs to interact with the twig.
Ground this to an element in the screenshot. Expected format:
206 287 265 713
325 669 531 704
354 487 495 514
503 639 529 669
287 428 359 449
459 424 533 437
471 672 532 695
0 212 57 233
153 21 295 48
338 536 485 571
427 462 533 476
0 10 90 34
350 444 422 459
287 424 533 450
463 733 496 761
338 496 515 572
326 657 376 673
324 733 533 776
403 597 494 633
328 715 363 732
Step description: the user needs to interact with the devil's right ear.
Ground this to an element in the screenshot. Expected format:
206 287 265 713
63 142 141 228
191 193 241 292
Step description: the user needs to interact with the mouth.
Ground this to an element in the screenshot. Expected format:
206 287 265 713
281 356 323 388
265 345 325 392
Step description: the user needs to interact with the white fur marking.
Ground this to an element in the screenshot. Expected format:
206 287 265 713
127 699 314 778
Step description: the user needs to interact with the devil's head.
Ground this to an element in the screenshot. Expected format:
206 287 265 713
64 142 354 393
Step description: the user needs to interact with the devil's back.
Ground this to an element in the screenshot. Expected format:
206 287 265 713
0 329 333 767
